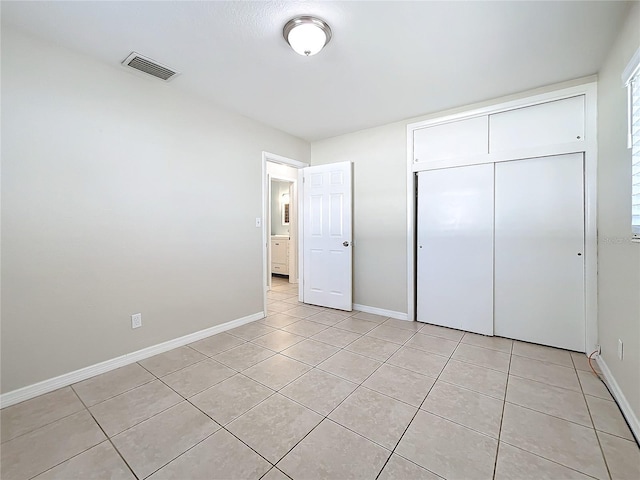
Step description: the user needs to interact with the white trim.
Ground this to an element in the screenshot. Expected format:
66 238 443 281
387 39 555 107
353 303 408 321
409 85 591 132
266 172 272 291
406 81 599 355
596 356 640 443
626 50 640 238
411 144 586 173
262 157 268 303
406 125 416 324
262 152 308 169
0 312 265 409
583 86 599 354
261 152 308 317
297 168 304 302
622 45 640 86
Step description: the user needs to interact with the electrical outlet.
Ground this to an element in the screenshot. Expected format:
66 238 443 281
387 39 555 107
618 339 623 360
131 313 142 329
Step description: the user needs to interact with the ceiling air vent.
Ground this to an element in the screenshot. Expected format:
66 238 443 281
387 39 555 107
121 52 179 81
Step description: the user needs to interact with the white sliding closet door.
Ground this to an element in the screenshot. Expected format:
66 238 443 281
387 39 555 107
417 164 494 334
494 153 585 351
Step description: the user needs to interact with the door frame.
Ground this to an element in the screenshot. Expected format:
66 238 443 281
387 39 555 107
406 81 599 353
262 152 308 316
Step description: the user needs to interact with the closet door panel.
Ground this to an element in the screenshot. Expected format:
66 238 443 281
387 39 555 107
494 154 585 351
489 95 585 153
414 116 488 164
416 164 494 334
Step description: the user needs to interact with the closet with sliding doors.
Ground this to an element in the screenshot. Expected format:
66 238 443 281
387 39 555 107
408 83 597 353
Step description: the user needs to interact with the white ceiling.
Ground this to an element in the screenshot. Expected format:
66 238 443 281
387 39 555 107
1 1 632 141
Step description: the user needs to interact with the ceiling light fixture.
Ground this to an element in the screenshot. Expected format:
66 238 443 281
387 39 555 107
283 16 332 56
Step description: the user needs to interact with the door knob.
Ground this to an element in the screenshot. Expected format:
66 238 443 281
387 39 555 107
343 241 350 247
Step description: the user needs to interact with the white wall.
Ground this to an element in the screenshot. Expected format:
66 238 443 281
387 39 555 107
596 2 640 420
0 27 310 394
311 123 408 313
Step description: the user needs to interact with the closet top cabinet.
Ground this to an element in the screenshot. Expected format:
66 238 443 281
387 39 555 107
489 95 585 153
412 94 586 167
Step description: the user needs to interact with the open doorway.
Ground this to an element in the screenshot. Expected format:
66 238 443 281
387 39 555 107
262 152 308 315
262 152 354 316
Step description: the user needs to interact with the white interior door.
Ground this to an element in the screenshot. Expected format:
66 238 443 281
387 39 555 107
302 161 352 310
494 153 585 351
416 164 494 334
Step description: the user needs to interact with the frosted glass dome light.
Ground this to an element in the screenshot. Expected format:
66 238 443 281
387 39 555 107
283 16 332 56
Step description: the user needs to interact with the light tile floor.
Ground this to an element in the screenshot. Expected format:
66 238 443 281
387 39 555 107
1 275 639 479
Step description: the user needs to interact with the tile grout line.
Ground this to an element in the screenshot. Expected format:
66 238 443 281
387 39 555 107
438 352 510 374
495 440 604 480
207 346 348 472
169 308 362 407
582 367 614 480
276 354 429 421
0 397 88 446
8 330 525 480
267 321 419 474
16 359 203 479
259 466 293 480
68 384 140 480
498 345 612 480
510 353 578 369
232 316 427 476
315 324 422 415
374 329 465 479
12 302 632 480
80 377 158 410
27 383 181 480
278 316 411 428
153 381 281 477
103 401 215 479
141 427 228 479
507 370 593 395
501 399 609 431
76 360 231 478
491 336 513 480
2 359 185 444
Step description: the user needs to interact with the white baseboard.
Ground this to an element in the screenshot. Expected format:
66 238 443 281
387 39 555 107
352 304 408 321
596 355 640 443
0 311 265 409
